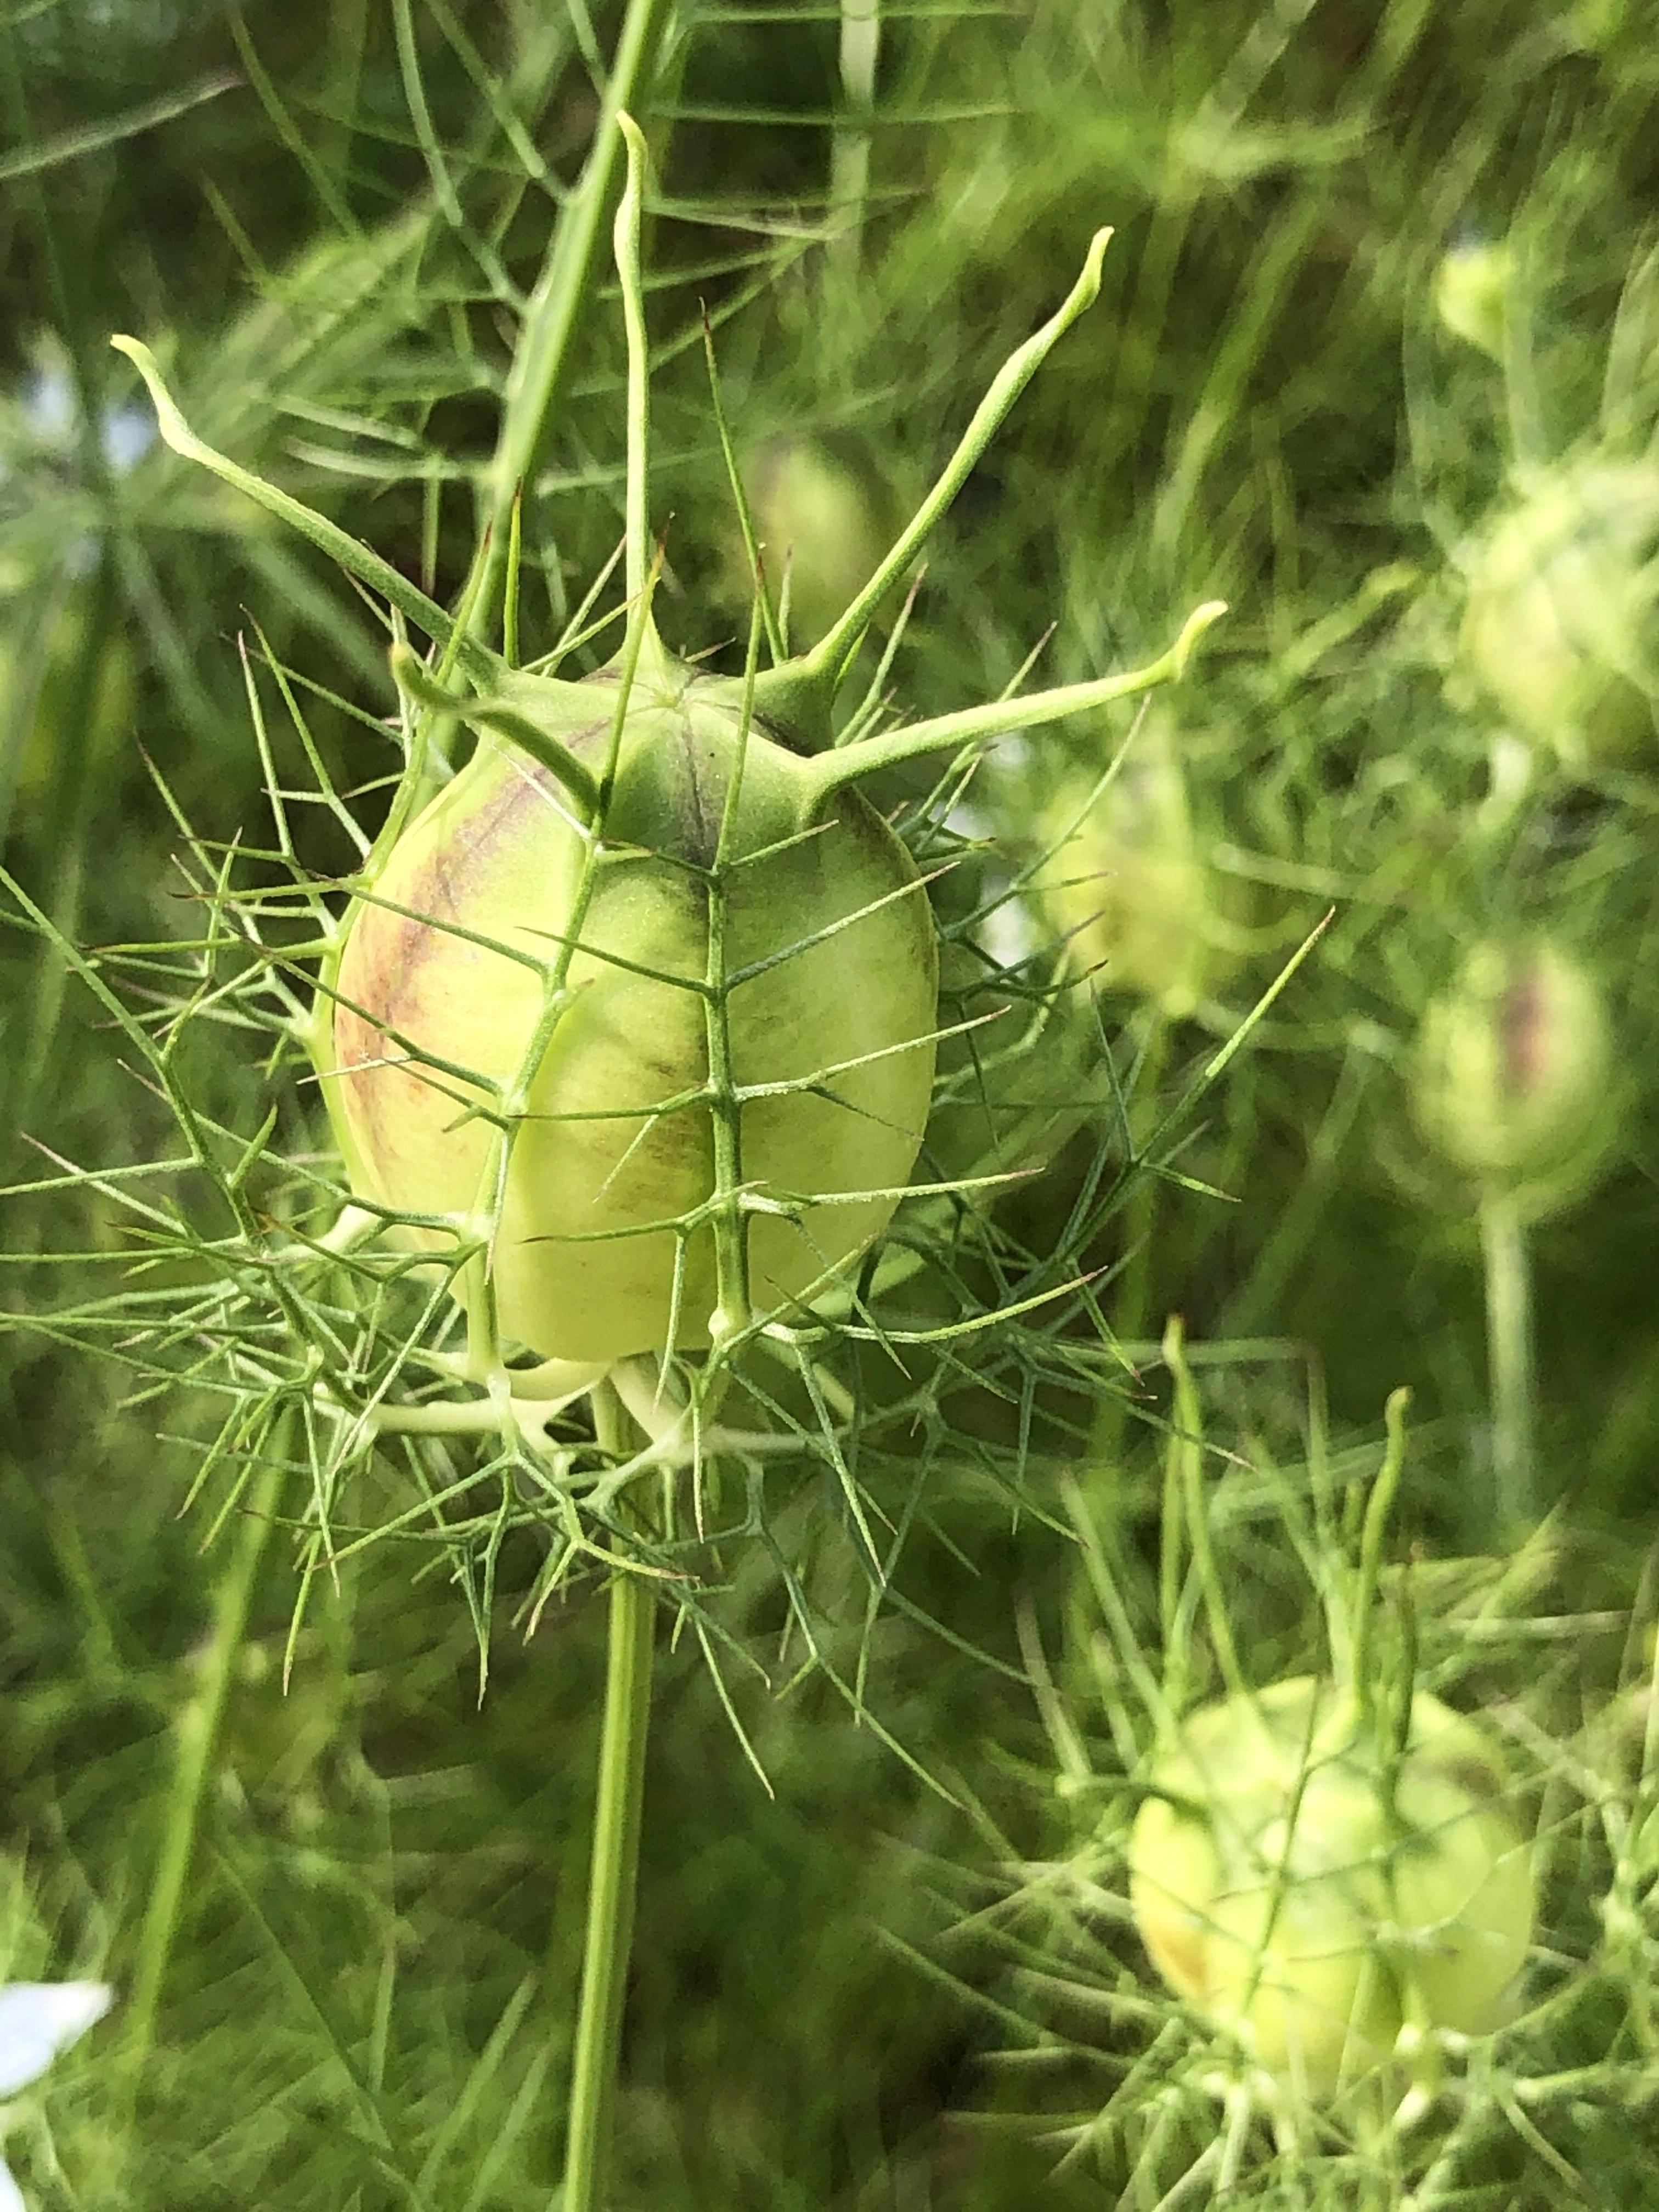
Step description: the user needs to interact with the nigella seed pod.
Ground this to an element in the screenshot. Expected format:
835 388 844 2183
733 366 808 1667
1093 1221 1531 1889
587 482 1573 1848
113 208 1227 1373
1032 711 1241 1018
739 440 887 650
1410 939 1616 1214
1129 1677 1534 2095
319 629 939 1364
1460 458 1659 768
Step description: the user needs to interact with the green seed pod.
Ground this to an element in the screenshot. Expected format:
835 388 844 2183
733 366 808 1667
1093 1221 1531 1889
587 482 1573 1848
1032 712 1240 1017
1129 1677 1534 2094
319 629 939 1364
1460 458 1659 766
1410 939 1616 1214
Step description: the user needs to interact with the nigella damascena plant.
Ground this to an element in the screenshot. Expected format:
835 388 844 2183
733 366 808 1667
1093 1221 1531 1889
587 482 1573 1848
95 120 1231 2212
114 183 1224 1393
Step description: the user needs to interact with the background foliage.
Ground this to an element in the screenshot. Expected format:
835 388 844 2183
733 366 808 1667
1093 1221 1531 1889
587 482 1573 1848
3 2 1658 2205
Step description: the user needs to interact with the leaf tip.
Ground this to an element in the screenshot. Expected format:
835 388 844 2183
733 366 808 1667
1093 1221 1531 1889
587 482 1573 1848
1172 599 1228 678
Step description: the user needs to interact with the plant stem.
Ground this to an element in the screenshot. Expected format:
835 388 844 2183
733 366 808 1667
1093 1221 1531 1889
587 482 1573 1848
473 0 671 641
1481 1187 1535 1539
1114 1017 1172 1352
829 0 881 268
1350 1386 1410 1727
1088 1013 1171 1479
1163 1313 1246 1704
562 1383 657 2212
15 548 118 1131
115 1438 284 2145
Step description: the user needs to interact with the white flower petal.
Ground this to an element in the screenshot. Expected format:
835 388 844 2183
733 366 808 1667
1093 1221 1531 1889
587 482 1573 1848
0 1984 115 2097
0 2153 26 2212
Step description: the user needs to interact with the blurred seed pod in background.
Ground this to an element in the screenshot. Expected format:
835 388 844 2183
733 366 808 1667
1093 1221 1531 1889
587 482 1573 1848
1030 709 1246 1020
1128 1675 1536 2097
1409 937 1618 1220
738 439 888 651
1458 456 1659 769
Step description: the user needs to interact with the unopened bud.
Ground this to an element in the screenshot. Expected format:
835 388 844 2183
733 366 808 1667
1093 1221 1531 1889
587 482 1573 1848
1034 714 1240 1017
1460 459 1659 768
741 440 885 649
1410 939 1616 1212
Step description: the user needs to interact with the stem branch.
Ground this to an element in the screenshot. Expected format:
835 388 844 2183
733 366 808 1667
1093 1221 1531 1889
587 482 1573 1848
1481 1188 1535 1539
116 1440 284 2145
1351 1386 1410 1724
561 1384 657 2212
474 0 670 639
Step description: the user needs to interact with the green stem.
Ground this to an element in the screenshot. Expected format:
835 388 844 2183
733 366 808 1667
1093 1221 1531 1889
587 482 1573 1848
1350 1386 1410 1727
562 1384 657 2212
828 0 881 269
471 0 670 641
1087 1014 1170 1480
1163 1314 1246 1702
15 549 118 1133
1114 1019 1172 1351
116 1440 284 2141
1480 1188 1535 1539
